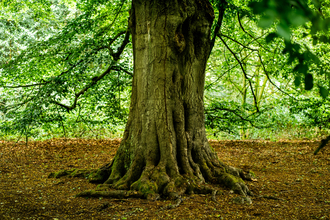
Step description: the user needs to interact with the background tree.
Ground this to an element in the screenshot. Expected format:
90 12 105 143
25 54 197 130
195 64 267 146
0 0 133 140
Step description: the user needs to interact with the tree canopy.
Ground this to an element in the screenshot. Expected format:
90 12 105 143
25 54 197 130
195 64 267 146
1 0 330 140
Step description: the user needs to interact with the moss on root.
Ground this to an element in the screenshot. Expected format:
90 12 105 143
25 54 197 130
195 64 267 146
75 189 144 199
48 160 252 202
49 168 251 205
248 170 256 178
222 173 244 185
220 173 251 196
131 179 158 199
48 168 107 182
48 169 75 178
87 169 109 183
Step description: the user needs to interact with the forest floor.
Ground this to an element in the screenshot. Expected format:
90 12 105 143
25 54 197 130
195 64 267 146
1 138 330 219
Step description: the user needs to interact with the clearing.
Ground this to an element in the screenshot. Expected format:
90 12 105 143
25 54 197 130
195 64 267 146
0 138 329 219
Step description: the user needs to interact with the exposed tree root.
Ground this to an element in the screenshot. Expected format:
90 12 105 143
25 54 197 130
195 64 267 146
49 163 254 207
314 135 330 155
48 169 93 179
48 162 112 183
47 139 257 203
232 196 253 205
76 189 144 199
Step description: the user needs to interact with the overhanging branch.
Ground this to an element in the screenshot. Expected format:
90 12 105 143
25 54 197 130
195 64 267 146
52 28 131 112
219 33 258 52
258 53 298 100
51 63 115 112
209 0 227 56
112 66 133 77
108 31 126 55
1 82 47 89
205 50 253 90
206 106 267 129
218 34 259 112
237 11 270 52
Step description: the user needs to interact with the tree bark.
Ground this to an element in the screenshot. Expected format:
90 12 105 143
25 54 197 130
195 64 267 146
88 0 252 199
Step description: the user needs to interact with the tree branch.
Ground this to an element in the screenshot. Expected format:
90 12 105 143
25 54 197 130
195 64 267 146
219 33 258 51
108 31 127 55
205 50 253 90
209 0 227 56
237 11 270 52
206 106 267 129
51 63 115 112
218 34 259 112
4 83 43 111
226 73 244 95
1 83 47 89
112 66 133 77
112 29 131 60
258 53 298 100
52 27 131 112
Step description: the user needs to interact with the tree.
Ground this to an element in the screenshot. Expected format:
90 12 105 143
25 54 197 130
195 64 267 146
66 0 253 200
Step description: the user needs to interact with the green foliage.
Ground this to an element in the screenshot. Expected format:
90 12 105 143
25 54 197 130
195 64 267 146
1 0 330 141
289 97 330 130
249 0 330 96
0 0 132 139
205 100 267 136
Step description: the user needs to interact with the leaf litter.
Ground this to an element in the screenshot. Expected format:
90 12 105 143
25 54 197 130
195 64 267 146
0 138 330 219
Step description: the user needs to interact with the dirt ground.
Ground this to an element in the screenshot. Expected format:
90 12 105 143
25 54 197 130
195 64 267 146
1 138 330 219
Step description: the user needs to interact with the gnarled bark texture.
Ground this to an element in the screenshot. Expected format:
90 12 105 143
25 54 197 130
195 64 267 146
87 0 252 199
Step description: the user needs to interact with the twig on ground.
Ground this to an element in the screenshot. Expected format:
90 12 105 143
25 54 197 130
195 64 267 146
211 190 219 203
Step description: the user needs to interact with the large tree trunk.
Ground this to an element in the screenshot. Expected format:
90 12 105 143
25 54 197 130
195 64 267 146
88 0 251 199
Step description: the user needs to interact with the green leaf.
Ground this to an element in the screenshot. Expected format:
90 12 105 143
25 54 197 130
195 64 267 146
258 9 276 28
304 51 320 64
288 12 307 27
320 86 329 98
259 16 274 28
294 75 301 87
265 33 277 43
277 24 291 41
293 63 308 75
312 0 321 9
249 2 264 14
304 74 313 90
287 55 296 64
